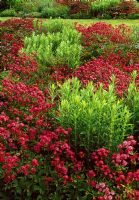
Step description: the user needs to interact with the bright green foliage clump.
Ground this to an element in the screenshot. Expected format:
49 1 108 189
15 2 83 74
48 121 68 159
91 0 120 14
33 19 73 33
126 71 139 128
57 78 132 151
41 5 69 18
23 22 82 68
0 8 16 17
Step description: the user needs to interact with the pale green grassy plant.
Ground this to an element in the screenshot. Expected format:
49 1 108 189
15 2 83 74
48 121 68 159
23 25 82 68
126 71 139 129
57 78 133 151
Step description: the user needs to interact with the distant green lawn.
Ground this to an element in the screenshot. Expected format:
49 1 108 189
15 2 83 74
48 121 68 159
65 19 139 26
0 17 139 27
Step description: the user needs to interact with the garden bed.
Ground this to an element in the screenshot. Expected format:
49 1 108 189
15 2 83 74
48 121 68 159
0 18 139 200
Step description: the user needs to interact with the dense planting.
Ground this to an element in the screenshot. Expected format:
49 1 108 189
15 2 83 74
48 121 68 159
0 0 139 19
0 18 139 199
23 25 82 68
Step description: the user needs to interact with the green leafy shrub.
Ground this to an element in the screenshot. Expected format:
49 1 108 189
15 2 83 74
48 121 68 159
131 26 139 42
126 71 139 131
33 19 71 33
8 0 23 11
0 8 16 17
34 0 55 12
91 0 120 17
129 26 139 63
23 26 82 68
57 78 132 151
70 12 83 19
26 12 42 18
98 13 112 19
11 0 55 13
118 13 127 19
18 0 41 13
127 13 139 19
70 11 91 19
12 0 69 18
41 5 69 18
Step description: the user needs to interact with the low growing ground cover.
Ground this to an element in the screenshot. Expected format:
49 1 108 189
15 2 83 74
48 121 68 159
0 18 139 199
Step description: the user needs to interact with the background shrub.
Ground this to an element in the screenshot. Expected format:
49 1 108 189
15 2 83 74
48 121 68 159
14 0 70 18
70 11 91 19
98 13 112 19
19 0 38 13
91 0 120 17
35 0 54 12
109 0 139 18
127 13 139 19
90 0 139 19
11 0 54 14
26 12 42 18
0 9 16 17
41 5 70 19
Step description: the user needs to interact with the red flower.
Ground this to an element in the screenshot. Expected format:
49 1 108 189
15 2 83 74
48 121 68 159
30 168 37 174
87 170 96 178
31 159 39 167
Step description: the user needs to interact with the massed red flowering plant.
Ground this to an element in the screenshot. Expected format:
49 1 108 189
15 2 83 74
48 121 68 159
0 18 139 200
75 22 138 65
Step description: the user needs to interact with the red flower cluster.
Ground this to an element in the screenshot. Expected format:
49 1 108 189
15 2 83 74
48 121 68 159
95 182 115 200
0 18 35 35
50 66 74 83
75 22 131 46
112 136 138 167
1 78 54 117
74 56 131 95
87 136 139 199
0 19 37 76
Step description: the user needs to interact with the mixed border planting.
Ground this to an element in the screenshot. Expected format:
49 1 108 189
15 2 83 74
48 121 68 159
0 0 139 19
0 17 139 199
